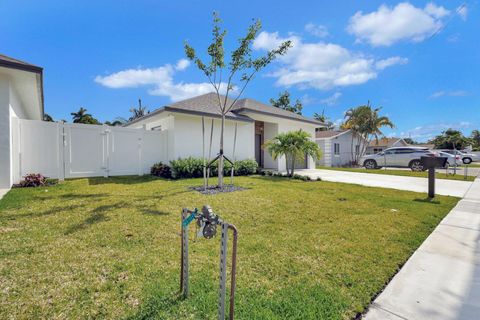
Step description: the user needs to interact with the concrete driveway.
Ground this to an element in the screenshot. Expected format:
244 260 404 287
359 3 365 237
296 169 473 197
364 177 480 320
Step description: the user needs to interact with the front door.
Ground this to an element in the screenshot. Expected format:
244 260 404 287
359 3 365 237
255 133 262 167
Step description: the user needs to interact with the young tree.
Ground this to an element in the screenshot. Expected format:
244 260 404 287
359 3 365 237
105 117 127 126
184 12 291 187
71 107 101 124
343 103 394 165
129 99 149 121
264 130 321 177
270 91 303 115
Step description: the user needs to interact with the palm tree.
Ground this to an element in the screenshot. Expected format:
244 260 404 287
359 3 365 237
343 103 394 165
129 99 149 121
313 109 334 130
264 130 321 177
70 107 100 124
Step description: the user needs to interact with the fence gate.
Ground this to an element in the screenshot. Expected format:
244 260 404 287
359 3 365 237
13 119 166 183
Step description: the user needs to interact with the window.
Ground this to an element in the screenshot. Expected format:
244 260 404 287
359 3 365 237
393 148 415 154
355 145 360 155
334 143 340 155
373 148 383 154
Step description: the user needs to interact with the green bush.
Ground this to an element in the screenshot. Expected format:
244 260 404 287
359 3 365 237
150 162 172 178
170 157 204 179
169 157 259 179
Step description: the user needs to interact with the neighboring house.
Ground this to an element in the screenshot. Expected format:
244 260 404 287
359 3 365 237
0 54 43 188
366 137 408 155
316 129 367 167
126 92 325 171
415 143 435 149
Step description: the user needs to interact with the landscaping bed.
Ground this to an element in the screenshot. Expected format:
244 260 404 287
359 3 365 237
0 176 458 319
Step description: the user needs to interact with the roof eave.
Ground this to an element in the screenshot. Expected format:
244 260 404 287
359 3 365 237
234 108 324 126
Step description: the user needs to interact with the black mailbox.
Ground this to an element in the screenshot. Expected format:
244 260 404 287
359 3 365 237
421 156 448 198
421 156 447 169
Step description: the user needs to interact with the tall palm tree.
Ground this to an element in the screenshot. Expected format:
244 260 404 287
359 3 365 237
264 130 321 177
343 103 394 165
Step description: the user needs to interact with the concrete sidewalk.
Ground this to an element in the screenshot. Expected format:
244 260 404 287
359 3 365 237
296 169 473 197
364 177 480 320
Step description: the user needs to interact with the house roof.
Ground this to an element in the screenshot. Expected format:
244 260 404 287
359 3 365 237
0 54 43 73
0 54 44 119
126 92 324 126
315 129 350 139
368 137 406 148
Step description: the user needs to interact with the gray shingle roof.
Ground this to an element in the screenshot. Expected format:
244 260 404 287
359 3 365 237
315 130 350 139
0 54 43 73
127 92 324 126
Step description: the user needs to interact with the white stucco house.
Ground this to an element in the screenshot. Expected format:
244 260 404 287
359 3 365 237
315 129 367 167
0 54 44 189
126 92 325 171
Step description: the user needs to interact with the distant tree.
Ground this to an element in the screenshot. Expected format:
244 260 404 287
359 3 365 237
71 107 100 124
403 138 418 145
43 113 54 122
343 103 394 165
270 91 303 115
471 130 480 148
129 99 149 121
264 130 321 177
184 12 291 188
105 117 127 126
313 109 334 130
430 129 471 150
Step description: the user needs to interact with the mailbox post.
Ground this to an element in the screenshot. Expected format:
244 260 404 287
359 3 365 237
421 156 448 198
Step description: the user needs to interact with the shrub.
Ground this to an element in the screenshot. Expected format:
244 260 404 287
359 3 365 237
18 173 48 187
150 162 172 178
170 157 204 179
169 158 259 179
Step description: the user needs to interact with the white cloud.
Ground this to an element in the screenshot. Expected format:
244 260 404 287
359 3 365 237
305 23 328 38
402 121 472 141
95 59 228 101
320 92 342 106
175 59 190 71
429 90 468 98
347 2 450 46
253 31 405 90
457 4 468 21
375 56 409 70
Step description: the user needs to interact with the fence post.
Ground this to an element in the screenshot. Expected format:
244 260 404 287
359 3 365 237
58 121 66 181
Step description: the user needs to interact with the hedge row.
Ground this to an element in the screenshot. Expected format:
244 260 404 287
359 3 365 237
151 157 258 179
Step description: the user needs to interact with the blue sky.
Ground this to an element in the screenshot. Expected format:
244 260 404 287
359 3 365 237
1 0 478 141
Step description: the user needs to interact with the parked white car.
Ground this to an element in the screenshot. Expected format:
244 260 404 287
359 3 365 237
439 149 479 164
360 147 437 171
437 151 461 167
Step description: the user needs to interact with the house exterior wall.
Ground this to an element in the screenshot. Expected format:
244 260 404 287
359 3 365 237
0 75 10 188
317 132 366 167
172 114 254 162
263 122 278 169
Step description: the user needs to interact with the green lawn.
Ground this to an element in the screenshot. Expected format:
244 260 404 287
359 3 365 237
0 176 458 319
316 166 476 181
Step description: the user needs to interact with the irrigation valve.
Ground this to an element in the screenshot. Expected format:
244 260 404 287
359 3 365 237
180 205 238 320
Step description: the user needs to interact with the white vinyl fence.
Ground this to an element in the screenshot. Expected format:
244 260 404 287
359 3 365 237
11 119 166 183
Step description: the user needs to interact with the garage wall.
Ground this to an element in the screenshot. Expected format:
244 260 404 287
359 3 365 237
277 120 317 171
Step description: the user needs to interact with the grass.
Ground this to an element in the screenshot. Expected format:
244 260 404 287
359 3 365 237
0 176 459 319
316 166 476 181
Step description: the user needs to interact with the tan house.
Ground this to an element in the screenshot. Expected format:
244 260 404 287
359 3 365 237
366 137 408 155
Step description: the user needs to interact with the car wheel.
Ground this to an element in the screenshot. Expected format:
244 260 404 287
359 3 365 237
364 159 377 169
463 157 472 164
409 160 424 172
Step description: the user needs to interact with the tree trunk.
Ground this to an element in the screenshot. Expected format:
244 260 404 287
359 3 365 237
285 154 290 176
290 156 296 177
218 114 225 188
350 134 355 165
